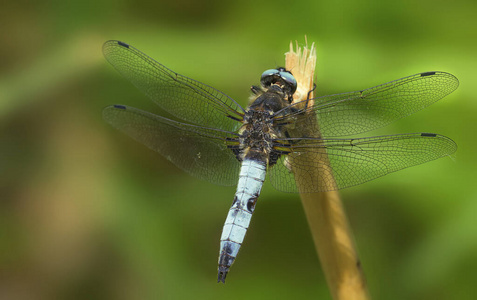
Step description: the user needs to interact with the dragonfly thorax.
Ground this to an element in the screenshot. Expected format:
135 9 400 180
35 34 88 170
249 85 291 110
239 109 276 163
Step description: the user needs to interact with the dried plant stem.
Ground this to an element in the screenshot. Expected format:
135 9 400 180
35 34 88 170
300 192 369 300
285 40 370 300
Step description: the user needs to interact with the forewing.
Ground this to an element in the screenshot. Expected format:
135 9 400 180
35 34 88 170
276 72 458 137
269 133 456 193
103 105 241 186
103 40 245 132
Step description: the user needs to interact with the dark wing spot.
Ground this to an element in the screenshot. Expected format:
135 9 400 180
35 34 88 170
420 71 436 77
113 104 127 109
421 133 437 137
118 41 130 48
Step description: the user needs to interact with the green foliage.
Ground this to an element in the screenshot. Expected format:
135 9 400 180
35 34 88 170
1 0 476 299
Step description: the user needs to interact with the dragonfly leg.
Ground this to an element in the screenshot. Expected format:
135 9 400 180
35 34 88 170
304 83 317 109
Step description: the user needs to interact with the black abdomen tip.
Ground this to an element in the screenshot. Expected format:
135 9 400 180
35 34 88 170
217 267 228 283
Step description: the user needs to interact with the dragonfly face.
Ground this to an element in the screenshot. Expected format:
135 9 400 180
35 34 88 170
259 67 297 100
102 40 458 283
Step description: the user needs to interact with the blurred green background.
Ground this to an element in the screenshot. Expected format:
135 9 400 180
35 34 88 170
1 0 476 299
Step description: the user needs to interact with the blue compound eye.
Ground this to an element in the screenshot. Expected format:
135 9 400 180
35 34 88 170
260 69 280 84
260 68 297 96
260 68 297 98
278 71 297 95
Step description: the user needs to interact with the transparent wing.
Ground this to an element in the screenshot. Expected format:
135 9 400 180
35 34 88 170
268 133 456 193
275 72 459 137
103 105 241 186
103 40 245 132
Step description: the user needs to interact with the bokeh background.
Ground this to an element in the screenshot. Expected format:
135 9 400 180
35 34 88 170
1 0 476 299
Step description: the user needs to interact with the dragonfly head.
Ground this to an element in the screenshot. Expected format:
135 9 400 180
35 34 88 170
260 68 297 102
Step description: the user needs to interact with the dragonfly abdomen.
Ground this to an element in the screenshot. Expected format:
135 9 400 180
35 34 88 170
217 158 266 283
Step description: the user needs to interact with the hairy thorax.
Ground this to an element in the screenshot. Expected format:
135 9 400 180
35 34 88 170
238 89 290 164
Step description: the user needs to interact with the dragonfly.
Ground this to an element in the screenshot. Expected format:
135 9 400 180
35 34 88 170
102 40 458 283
